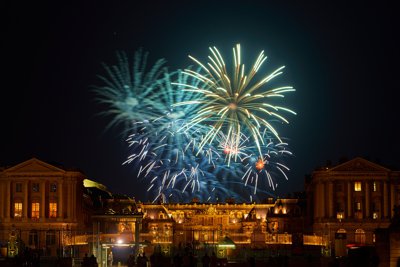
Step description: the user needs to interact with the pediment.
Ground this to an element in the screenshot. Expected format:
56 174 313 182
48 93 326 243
3 158 66 174
330 157 390 173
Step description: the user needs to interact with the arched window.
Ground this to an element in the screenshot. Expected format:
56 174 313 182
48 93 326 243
336 228 347 240
355 229 366 244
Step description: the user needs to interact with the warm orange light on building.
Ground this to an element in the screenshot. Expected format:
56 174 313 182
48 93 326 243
354 181 362 191
49 202 57 218
14 202 22 218
31 202 40 219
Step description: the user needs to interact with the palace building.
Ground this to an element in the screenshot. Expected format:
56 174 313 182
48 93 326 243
91 195 306 266
0 158 103 258
306 157 400 256
1 157 399 266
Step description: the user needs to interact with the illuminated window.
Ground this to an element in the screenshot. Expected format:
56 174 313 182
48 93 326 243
32 183 39 192
14 202 23 218
49 202 57 218
16 183 22 192
373 182 377 192
31 202 40 219
373 212 378 219
50 183 57 192
354 182 362 191
46 230 56 246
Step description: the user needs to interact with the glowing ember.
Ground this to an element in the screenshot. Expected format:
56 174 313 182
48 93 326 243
255 158 264 171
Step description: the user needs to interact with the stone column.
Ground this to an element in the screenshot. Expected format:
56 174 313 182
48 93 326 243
58 181 63 220
0 181 4 218
390 184 395 218
67 180 72 220
41 180 46 219
320 182 326 218
365 181 370 218
383 182 388 218
72 180 76 220
314 182 319 219
321 183 327 218
347 182 352 218
23 181 28 220
328 182 334 218
316 182 324 218
5 181 11 219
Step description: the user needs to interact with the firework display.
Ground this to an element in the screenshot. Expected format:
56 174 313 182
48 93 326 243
173 44 296 161
94 49 167 134
95 45 296 202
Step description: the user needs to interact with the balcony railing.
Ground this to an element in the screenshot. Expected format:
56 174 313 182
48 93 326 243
265 233 292 244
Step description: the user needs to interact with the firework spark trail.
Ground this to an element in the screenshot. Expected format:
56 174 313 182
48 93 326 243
93 50 168 134
239 137 292 195
173 44 296 162
96 47 296 202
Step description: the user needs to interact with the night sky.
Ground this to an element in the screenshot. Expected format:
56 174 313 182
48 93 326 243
3 1 399 201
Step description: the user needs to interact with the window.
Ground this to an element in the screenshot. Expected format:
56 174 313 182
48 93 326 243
29 230 38 246
50 183 57 192
32 183 39 192
355 229 366 244
354 182 362 191
355 202 361 211
46 230 56 246
373 212 378 219
373 182 377 192
16 183 22 192
49 202 57 218
31 202 40 219
14 202 23 218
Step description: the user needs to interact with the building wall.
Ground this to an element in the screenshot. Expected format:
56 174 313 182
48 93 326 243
136 198 306 252
0 158 92 257
89 197 306 264
5 156 399 261
306 157 400 251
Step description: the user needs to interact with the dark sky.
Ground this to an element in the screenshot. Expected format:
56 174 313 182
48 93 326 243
3 1 399 201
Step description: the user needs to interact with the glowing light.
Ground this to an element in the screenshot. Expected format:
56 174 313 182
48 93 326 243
95 46 296 202
174 44 296 161
255 158 264 171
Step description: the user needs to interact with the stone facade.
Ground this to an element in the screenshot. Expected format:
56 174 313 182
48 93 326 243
0 158 96 257
306 157 400 256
